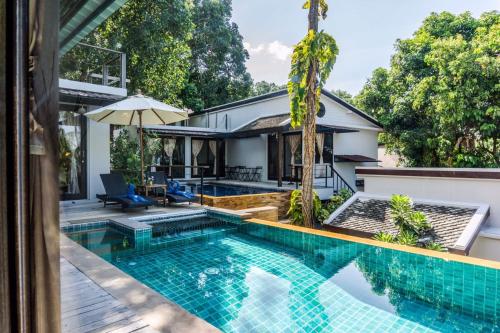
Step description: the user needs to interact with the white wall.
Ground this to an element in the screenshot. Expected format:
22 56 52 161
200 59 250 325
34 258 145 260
333 129 379 188
86 115 110 200
187 93 381 186
359 168 500 261
188 93 382 133
226 135 268 180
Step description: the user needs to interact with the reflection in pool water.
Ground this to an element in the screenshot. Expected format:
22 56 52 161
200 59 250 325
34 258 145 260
66 220 500 333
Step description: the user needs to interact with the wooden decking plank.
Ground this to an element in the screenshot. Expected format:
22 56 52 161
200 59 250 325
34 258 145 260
62 294 110 312
61 258 156 333
94 316 148 333
73 309 137 333
63 304 130 331
62 298 122 319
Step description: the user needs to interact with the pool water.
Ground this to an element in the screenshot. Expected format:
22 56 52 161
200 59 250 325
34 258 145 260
66 220 500 333
184 183 277 196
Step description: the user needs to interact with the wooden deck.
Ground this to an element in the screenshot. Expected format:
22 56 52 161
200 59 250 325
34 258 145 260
61 258 157 333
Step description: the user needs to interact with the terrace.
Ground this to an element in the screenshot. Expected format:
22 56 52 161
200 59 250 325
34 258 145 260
54 9 500 330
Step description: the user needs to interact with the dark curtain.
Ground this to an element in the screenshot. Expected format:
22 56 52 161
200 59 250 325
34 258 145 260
29 0 60 331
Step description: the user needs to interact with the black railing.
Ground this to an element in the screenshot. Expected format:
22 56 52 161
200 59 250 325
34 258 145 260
292 164 355 196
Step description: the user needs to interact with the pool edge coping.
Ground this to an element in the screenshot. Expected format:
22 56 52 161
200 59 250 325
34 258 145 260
244 218 500 270
60 233 221 333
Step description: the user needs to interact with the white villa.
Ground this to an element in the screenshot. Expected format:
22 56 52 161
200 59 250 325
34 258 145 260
60 79 382 201
57 5 499 264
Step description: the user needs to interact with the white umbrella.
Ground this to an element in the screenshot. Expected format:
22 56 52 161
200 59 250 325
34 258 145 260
85 93 188 185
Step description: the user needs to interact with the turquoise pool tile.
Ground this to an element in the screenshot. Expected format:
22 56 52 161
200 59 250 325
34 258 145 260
65 217 500 332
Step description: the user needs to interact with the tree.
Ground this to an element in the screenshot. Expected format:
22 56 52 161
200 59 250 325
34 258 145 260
331 89 353 104
353 68 390 120
250 81 286 96
98 0 194 106
288 0 338 227
355 11 499 167
184 0 253 111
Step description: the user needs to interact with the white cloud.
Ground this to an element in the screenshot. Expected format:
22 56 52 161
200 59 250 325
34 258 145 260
266 41 293 61
244 40 292 61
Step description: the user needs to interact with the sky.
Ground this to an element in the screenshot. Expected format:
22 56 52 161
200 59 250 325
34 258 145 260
232 0 499 95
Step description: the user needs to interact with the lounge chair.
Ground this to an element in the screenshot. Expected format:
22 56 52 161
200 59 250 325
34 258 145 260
146 171 198 204
96 173 155 211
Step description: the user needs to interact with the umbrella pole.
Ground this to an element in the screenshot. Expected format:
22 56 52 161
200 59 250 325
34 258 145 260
139 111 144 186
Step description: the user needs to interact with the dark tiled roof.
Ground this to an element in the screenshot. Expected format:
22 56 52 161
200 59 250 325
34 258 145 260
328 198 476 249
232 114 358 138
237 114 290 132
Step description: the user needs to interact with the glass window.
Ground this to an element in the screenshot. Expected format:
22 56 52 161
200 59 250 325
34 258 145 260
192 138 224 177
284 133 302 180
59 110 87 200
315 133 333 164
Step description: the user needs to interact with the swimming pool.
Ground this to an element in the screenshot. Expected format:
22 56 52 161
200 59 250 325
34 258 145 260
184 183 279 196
65 215 500 332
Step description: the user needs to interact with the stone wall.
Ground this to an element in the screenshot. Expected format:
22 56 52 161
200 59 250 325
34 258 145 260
201 192 291 219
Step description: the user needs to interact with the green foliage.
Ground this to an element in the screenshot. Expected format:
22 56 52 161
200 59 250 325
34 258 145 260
250 81 286 97
288 29 339 127
62 0 252 112
331 89 353 104
353 67 390 120
425 242 444 252
110 128 162 184
288 190 305 225
390 194 431 235
354 11 500 167
373 231 396 243
99 0 194 106
396 230 418 246
287 190 322 225
327 188 352 212
182 0 252 111
373 194 443 250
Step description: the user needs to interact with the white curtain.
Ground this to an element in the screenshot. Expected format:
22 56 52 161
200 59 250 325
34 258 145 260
316 133 325 164
192 139 204 176
288 135 301 177
209 140 217 175
66 113 80 194
164 138 176 176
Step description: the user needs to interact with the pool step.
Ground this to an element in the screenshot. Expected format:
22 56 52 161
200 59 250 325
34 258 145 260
151 226 238 247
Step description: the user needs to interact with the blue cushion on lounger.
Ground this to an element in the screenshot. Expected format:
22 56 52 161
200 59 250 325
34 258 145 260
127 183 149 203
168 181 196 200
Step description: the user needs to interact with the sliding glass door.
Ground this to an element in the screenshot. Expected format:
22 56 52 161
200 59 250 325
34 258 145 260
59 111 87 200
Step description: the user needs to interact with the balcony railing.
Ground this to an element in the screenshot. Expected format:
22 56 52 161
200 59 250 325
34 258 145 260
59 42 127 88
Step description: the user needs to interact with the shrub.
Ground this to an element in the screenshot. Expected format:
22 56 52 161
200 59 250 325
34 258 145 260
396 230 418 246
425 242 444 252
373 231 395 243
328 188 352 212
110 128 162 184
373 194 443 251
288 190 322 226
390 194 431 235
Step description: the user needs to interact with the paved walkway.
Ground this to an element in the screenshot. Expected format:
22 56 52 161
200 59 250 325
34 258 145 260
60 200 202 224
61 257 157 333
